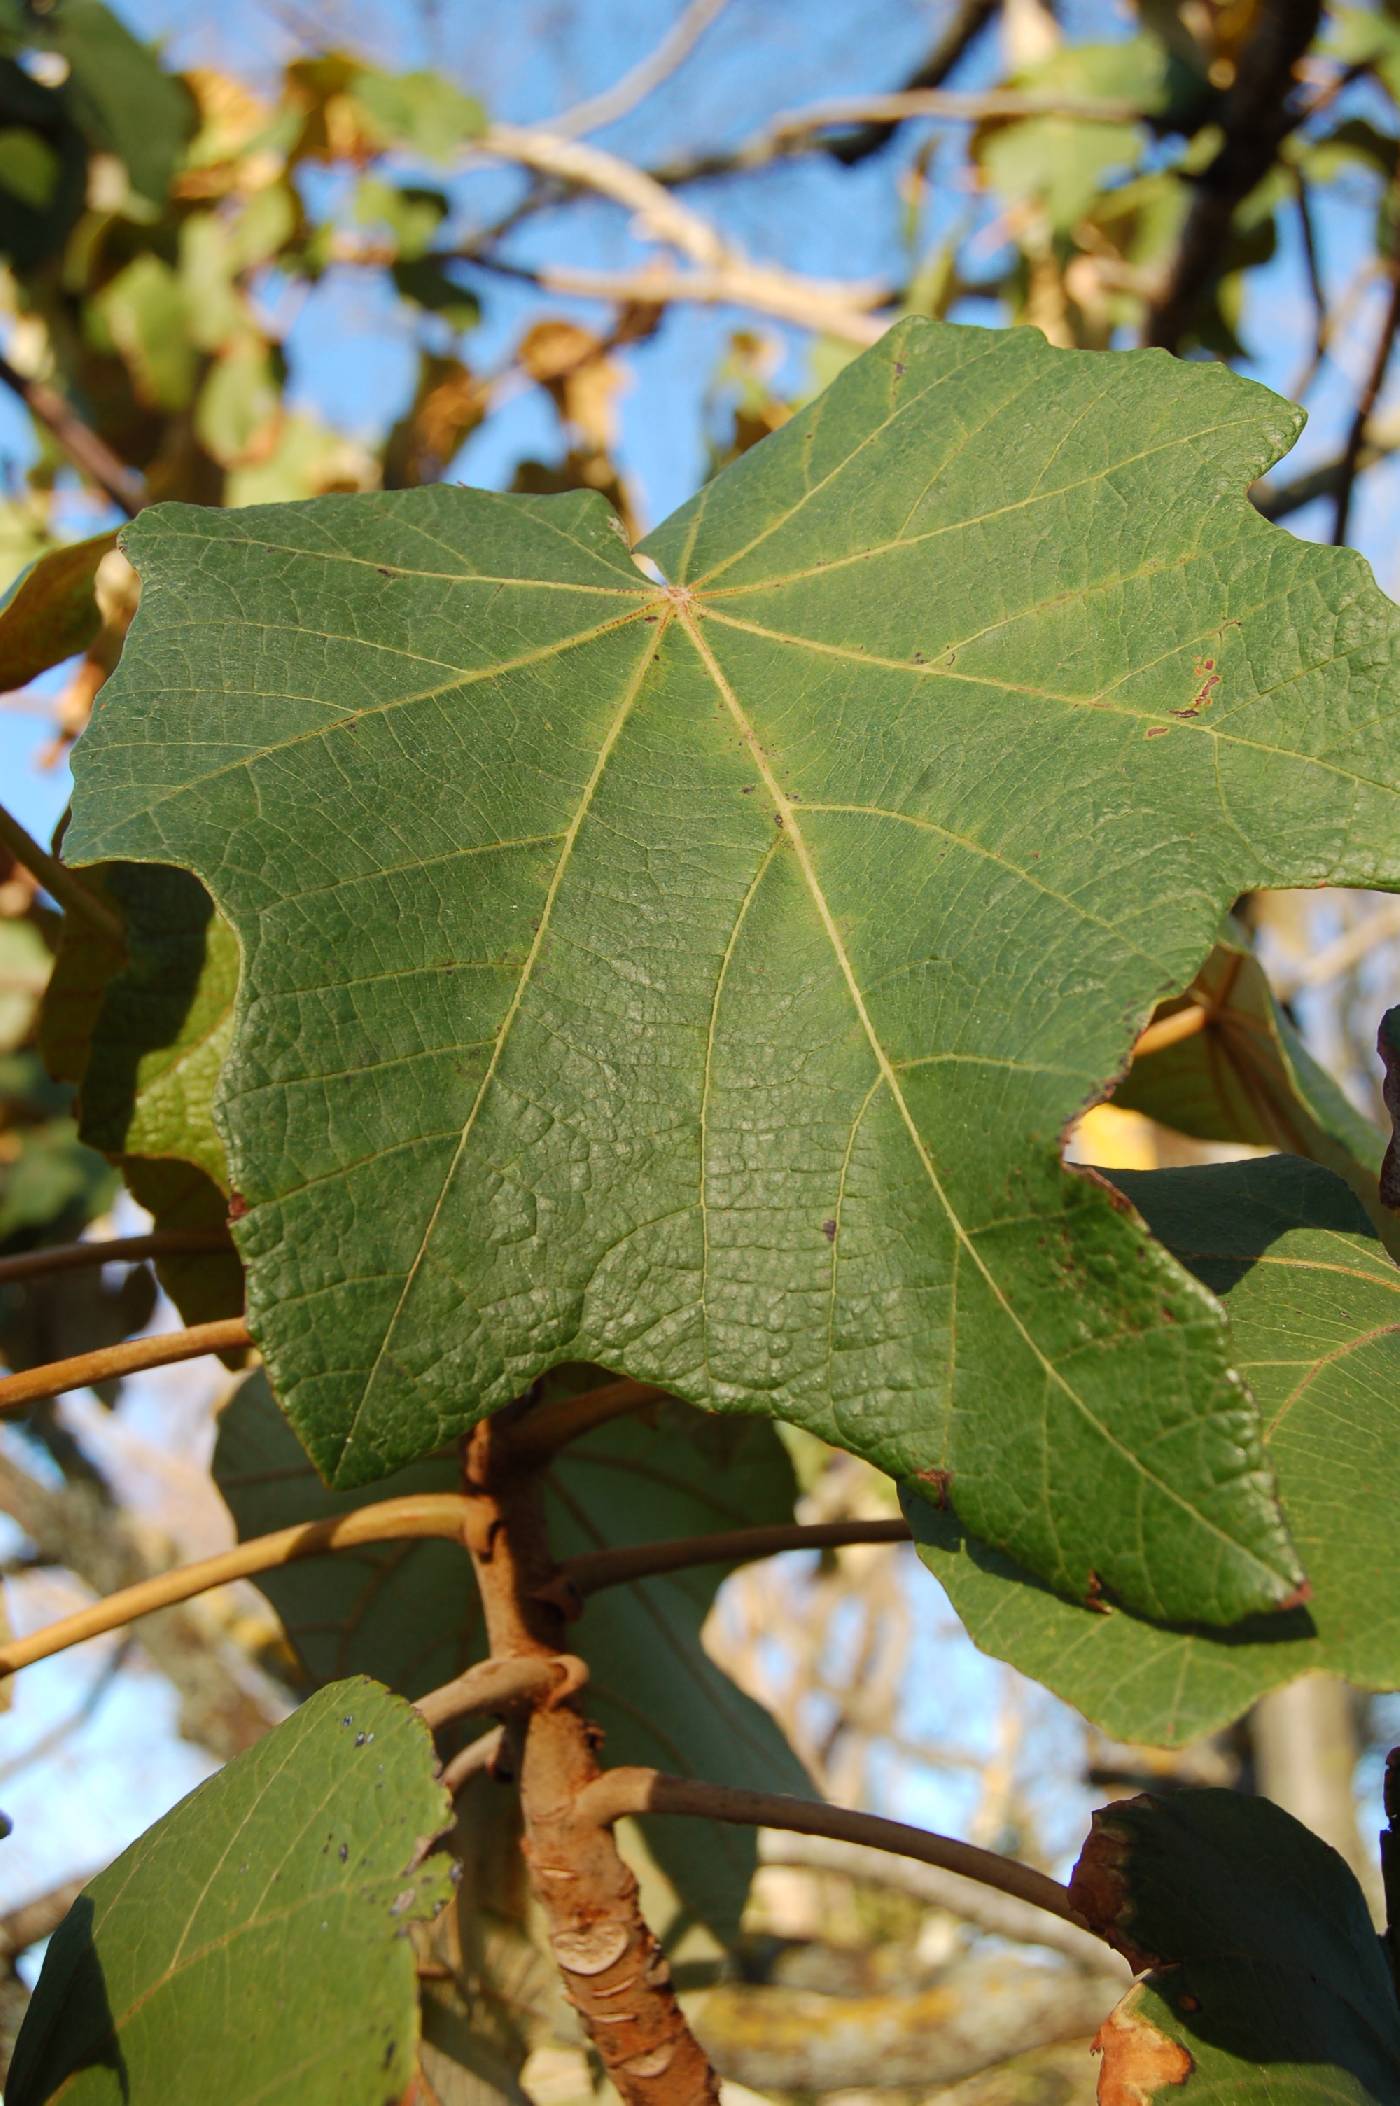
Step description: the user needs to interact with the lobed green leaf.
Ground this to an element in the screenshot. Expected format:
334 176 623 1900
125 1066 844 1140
65 317 1400 1626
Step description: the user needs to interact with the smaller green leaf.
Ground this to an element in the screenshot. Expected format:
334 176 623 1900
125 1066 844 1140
906 1155 1400 1746
196 337 282 467
0 532 118 692
40 863 243 1324
1069 1787 1400 2106
7 1677 453 2106
213 1371 810 1946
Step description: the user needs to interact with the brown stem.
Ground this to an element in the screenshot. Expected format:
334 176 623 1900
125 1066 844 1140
1334 184 1400 546
557 1517 910 1599
0 352 145 517
0 1228 232 1289
0 804 125 942
0 1318 252 1415
0 1493 472 1677
463 1415 720 2105
441 1726 505 1794
506 1375 669 1462
576 1768 1089 1934
414 1652 583 1730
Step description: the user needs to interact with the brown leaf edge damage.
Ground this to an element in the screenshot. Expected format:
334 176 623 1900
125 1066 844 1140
1069 1800 1164 1976
1093 1997 1195 2106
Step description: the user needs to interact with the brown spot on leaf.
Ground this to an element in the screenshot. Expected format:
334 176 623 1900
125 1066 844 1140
1275 1577 1313 1614
821 1217 838 1242
916 1466 952 1507
228 1190 249 1222
1092 1997 1193 2106
1145 726 1171 739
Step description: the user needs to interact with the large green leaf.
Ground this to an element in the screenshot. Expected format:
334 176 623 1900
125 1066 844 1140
6 1677 453 2106
213 1370 810 1945
1069 1787 1400 2105
907 1155 1400 1744
64 317 1400 1626
41 862 243 1324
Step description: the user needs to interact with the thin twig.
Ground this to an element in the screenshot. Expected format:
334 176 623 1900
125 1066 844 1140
442 1725 504 1793
823 0 1001 167
1334 188 1400 546
548 0 731 139
0 1228 232 1289
576 1767 1090 1934
0 1492 472 1678
506 1376 670 1462
557 1518 911 1599
0 1318 252 1416
0 353 144 517
0 804 124 942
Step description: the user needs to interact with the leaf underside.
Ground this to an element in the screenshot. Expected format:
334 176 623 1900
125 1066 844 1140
64 316 1400 1626
7 1678 452 2106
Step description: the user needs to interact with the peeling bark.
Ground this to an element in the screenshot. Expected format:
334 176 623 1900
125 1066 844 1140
460 1415 720 2106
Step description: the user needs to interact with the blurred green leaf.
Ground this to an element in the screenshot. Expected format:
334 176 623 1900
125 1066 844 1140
350 66 484 162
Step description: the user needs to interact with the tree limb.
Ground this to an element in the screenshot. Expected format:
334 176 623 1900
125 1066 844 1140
0 353 144 517
462 1413 721 2105
697 1953 1117 2093
414 1652 583 1730
505 1375 670 1462
1333 185 1400 546
1144 0 1323 351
